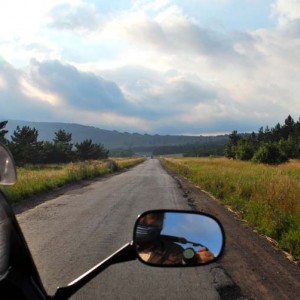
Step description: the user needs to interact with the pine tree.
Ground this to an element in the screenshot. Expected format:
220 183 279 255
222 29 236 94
52 129 73 162
10 126 42 165
0 120 8 144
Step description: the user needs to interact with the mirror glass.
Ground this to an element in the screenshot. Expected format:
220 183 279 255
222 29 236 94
0 144 17 185
133 210 224 266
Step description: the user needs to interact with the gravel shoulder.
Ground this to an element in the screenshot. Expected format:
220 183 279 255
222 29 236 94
168 171 300 300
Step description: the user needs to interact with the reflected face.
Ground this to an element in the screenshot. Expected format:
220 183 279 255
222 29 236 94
139 214 156 225
135 213 164 244
138 213 164 226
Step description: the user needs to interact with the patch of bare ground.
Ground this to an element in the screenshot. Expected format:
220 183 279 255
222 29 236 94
168 170 300 300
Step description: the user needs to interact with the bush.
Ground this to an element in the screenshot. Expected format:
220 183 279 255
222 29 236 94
252 143 288 164
105 159 119 172
233 141 255 161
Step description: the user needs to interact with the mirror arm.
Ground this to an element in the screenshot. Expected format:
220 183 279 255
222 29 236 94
52 242 136 300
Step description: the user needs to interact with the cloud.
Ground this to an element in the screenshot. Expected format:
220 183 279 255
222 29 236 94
102 65 218 119
102 3 263 80
0 59 151 131
0 60 55 121
92 0 300 133
1 1 300 135
272 0 300 25
107 5 238 58
28 59 129 111
47 1 102 32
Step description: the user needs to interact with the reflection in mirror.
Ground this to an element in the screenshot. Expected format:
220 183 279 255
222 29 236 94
0 144 17 185
134 210 224 266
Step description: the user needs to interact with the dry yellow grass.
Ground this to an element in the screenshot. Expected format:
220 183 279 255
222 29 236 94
1 158 145 204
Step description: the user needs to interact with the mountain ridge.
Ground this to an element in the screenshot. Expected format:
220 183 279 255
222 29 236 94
3 119 228 150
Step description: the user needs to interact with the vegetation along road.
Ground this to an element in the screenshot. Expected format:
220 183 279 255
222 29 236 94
15 159 300 299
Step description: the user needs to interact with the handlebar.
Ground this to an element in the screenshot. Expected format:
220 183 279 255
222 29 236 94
160 235 205 247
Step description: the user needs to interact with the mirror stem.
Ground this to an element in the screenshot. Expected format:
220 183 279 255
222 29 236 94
52 242 136 300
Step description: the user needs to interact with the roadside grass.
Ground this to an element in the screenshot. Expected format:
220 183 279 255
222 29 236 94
1 158 145 204
161 157 300 259
113 157 146 169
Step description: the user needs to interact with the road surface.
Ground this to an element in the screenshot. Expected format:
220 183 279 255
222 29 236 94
15 159 230 299
15 158 300 299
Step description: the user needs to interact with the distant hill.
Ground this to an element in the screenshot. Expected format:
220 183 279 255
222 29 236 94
4 119 228 152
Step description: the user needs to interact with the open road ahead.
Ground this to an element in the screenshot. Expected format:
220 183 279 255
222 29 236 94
15 159 300 299
15 159 229 299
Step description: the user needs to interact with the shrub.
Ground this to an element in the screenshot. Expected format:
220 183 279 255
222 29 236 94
234 143 254 160
105 159 119 172
252 143 288 165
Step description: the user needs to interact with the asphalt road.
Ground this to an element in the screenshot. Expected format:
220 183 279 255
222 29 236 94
16 159 229 299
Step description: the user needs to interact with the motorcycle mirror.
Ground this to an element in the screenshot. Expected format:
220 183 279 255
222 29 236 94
133 210 225 266
0 144 17 185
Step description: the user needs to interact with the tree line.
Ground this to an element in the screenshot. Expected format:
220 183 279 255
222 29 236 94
0 121 108 165
225 115 300 164
152 143 225 157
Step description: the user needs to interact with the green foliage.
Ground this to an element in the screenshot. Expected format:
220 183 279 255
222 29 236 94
224 130 242 158
0 120 8 144
10 126 43 165
233 139 255 161
75 139 108 160
278 136 300 158
1 158 144 203
52 129 73 163
153 141 226 157
225 115 300 164
252 143 288 164
2 122 110 165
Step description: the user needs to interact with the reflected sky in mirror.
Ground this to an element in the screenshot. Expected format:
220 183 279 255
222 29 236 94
160 212 223 256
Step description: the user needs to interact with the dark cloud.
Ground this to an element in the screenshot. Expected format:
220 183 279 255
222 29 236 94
139 79 217 119
2 60 218 127
103 65 217 119
29 59 129 111
0 61 54 121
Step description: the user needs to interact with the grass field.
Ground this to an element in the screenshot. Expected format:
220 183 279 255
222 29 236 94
1 158 145 204
161 157 300 259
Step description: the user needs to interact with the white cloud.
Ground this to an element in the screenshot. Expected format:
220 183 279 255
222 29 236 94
0 75 7 89
47 1 102 32
272 0 300 25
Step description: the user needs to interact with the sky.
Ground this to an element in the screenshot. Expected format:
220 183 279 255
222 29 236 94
0 0 300 135
161 212 223 256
